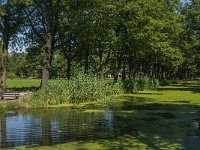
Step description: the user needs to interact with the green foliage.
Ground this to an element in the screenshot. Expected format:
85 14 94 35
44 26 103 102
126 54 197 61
23 76 160 107
160 80 180 86
25 74 123 106
123 77 159 93
185 0 200 40
104 81 124 96
0 43 2 72
69 74 106 102
7 72 17 79
0 103 7 114
1 0 200 90
123 79 138 93
0 102 20 115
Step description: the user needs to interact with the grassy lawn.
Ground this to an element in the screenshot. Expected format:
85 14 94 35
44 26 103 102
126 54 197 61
6 78 59 91
131 82 200 104
6 78 41 91
2 80 200 150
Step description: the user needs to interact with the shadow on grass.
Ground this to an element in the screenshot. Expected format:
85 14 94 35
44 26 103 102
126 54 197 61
7 86 39 92
135 92 162 95
158 82 200 93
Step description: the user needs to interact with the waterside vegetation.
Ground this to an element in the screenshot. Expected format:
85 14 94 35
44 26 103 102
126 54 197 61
21 74 159 107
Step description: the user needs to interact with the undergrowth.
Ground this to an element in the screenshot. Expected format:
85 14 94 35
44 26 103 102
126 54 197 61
123 76 159 93
23 74 159 107
23 74 123 107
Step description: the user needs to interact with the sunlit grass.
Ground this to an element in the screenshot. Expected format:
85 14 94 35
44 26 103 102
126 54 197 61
6 78 41 92
7 78 40 89
129 83 200 104
16 134 184 150
6 78 59 91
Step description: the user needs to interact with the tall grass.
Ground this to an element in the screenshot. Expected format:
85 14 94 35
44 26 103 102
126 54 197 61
123 77 159 93
23 75 159 107
0 102 20 115
24 74 123 107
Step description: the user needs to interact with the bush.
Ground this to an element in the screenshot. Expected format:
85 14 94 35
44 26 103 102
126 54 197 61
104 81 124 96
25 74 159 107
27 74 123 106
160 80 178 86
7 72 17 79
123 79 138 93
123 77 159 93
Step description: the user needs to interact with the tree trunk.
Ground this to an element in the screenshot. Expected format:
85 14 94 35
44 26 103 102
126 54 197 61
64 49 74 80
122 61 126 81
114 53 123 82
66 43 74 80
98 50 110 79
40 32 52 89
0 114 7 147
42 111 52 145
40 1 54 90
128 54 133 79
99 63 105 79
0 5 10 91
99 50 104 79
0 35 9 91
84 49 89 74
66 59 72 80
99 63 104 79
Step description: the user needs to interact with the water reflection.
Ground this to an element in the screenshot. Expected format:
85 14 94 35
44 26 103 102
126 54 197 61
0 114 7 147
0 102 200 149
0 109 114 148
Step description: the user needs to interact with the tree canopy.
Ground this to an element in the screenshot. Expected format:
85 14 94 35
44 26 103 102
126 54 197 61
0 0 200 90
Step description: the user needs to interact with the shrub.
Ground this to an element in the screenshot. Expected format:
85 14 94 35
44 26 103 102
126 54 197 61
104 81 124 96
25 74 159 107
7 72 17 79
160 80 178 86
123 77 159 93
153 78 160 88
26 74 123 106
123 79 138 93
0 102 20 114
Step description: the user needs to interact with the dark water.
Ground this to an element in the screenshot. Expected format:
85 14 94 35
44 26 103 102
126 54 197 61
0 101 200 149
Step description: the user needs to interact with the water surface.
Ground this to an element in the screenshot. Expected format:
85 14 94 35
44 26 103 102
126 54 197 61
1 101 200 149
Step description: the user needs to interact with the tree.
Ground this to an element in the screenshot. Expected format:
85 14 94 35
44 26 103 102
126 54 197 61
24 0 68 89
0 0 26 91
181 0 200 79
185 0 200 41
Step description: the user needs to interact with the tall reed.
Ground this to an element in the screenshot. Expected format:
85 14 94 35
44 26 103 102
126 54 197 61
24 74 123 107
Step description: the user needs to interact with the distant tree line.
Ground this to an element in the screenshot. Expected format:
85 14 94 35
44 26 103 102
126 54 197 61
0 0 200 90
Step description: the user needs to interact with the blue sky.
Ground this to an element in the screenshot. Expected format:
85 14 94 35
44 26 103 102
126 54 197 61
180 0 190 3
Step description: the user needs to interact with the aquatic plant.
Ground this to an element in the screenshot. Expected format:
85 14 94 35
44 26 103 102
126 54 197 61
25 74 123 106
24 74 159 106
